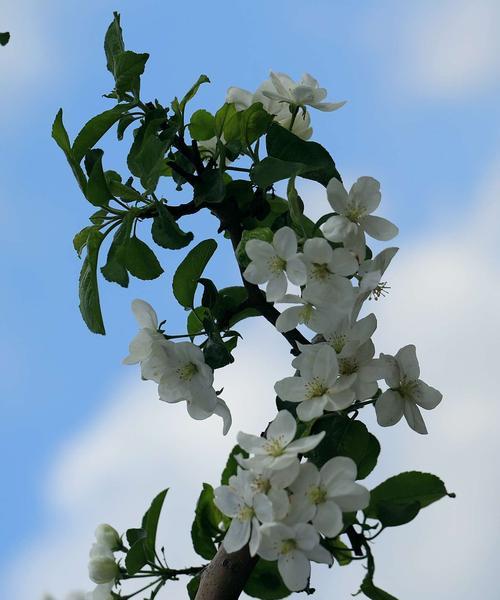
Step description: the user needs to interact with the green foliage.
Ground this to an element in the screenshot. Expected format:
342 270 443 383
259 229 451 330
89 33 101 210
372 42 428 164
85 149 112 206
101 215 133 287
189 109 216 141
322 537 352 566
79 230 105 334
52 109 87 193
235 227 273 267
224 102 274 146
244 559 290 599
191 483 223 560
193 169 226 205
365 472 451 528
0 32 10 46
123 235 164 280
307 415 380 479
104 12 125 74
220 445 249 485
172 74 210 122
187 575 201 599
151 202 194 249
173 239 218 308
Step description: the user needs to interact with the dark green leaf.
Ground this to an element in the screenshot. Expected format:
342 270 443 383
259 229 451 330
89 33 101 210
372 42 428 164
191 483 223 560
244 559 290 599
0 32 10 46
199 278 219 309
128 119 170 191
85 149 112 206
79 229 105 334
126 528 146 547
117 113 137 140
151 202 194 249
101 214 133 287
52 109 87 193
89 208 109 225
240 102 274 145
360 577 398 600
187 307 211 337
216 103 237 137
72 104 130 162
142 488 168 561
287 176 305 228
187 575 201 599
365 471 450 527
108 178 143 201
203 328 234 369
104 11 125 74
73 225 97 257
173 239 217 308
123 235 163 280
251 156 306 189
178 74 210 115
114 50 149 97
193 169 226 205
227 307 260 328
307 415 380 479
322 537 351 566
220 445 248 485
189 109 216 140
125 540 148 575
235 227 273 267
266 122 341 186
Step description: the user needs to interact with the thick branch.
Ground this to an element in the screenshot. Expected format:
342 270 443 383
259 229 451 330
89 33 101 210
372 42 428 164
195 544 257 600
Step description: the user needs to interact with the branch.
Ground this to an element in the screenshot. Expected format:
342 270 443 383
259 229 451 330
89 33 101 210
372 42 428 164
195 544 257 600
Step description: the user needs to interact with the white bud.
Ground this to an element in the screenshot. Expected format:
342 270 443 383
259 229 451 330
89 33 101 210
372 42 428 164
88 555 119 584
95 524 121 551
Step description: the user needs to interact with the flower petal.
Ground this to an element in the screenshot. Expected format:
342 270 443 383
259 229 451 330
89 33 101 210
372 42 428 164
267 410 297 445
359 215 399 241
278 551 310 592
350 176 381 214
274 377 307 404
223 518 250 553
403 400 428 434
415 380 442 409
131 299 158 330
274 226 297 259
330 247 358 276
286 255 307 286
375 389 404 427
322 215 356 242
245 239 275 262
326 178 349 213
395 344 420 379
287 431 325 454
312 500 343 537
214 487 241 517
266 272 288 302
304 238 333 264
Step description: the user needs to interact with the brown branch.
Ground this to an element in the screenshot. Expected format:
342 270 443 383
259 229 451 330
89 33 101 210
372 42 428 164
195 545 258 600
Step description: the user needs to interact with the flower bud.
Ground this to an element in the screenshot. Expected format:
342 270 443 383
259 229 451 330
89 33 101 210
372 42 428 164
95 524 121 551
88 555 119 584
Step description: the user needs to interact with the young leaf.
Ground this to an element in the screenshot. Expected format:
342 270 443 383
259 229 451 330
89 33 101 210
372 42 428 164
123 235 164 280
104 11 125 74
72 104 131 162
79 230 105 334
113 50 149 98
142 488 169 561
178 74 210 114
173 239 218 308
307 415 380 479
151 202 194 250
52 109 87 193
191 483 223 560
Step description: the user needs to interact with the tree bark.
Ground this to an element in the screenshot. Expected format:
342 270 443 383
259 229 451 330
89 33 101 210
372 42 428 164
195 544 257 600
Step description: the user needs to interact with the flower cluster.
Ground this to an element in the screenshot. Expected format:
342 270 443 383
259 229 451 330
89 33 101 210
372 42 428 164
227 71 345 140
214 410 369 591
124 299 231 434
242 176 442 434
87 524 121 600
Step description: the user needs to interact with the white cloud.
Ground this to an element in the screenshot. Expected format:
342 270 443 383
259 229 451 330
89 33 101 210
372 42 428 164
4 160 500 599
371 0 500 98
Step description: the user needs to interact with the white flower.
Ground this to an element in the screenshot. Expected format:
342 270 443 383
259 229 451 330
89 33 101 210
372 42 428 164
322 312 377 358
287 458 369 537
94 524 120 552
243 226 307 301
227 79 313 139
258 522 332 592
275 289 333 334
262 72 346 112
275 345 355 421
336 339 381 401
322 177 399 244
375 345 442 434
237 410 325 470
86 583 113 600
214 469 274 556
88 544 118 585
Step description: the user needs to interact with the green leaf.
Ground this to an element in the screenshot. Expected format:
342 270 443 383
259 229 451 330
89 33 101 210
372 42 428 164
191 483 223 560
266 122 341 186
127 117 171 191
114 50 149 97
85 149 112 206
72 104 130 162
251 156 306 189
125 539 148 575
177 74 210 115
365 471 450 527
104 11 125 74
189 109 216 141
360 577 398 600
216 103 237 138
220 445 248 485
73 225 97 257
203 327 234 369
187 575 201 599
123 235 163 280
0 32 10 46
244 559 290 599
235 227 273 267
322 537 352 566
142 488 169 561
117 113 137 140
193 169 226 205
79 229 105 334
199 278 219 309
101 214 133 287
287 176 305 229
108 178 143 201
187 307 211 337
173 239 217 308
239 102 274 145
307 415 380 480
126 528 146 546
151 202 194 249
52 109 87 193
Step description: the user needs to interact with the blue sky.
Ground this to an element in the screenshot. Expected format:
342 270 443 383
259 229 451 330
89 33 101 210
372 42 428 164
1 1 500 598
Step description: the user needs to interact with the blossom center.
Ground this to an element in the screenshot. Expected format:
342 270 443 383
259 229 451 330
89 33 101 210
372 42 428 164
305 377 329 399
268 255 287 273
329 333 347 353
252 476 271 494
346 204 366 223
310 262 331 281
177 361 198 381
339 357 358 375
280 539 297 554
264 436 285 457
237 505 255 522
308 485 327 505
298 304 313 324
399 376 419 399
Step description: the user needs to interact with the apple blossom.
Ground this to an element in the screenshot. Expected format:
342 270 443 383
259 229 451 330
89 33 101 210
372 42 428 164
86 583 113 600
321 176 399 246
237 410 325 470
287 457 369 537
275 290 333 334
258 522 332 592
88 544 119 585
275 345 355 421
375 344 442 434
94 524 121 552
243 226 307 301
